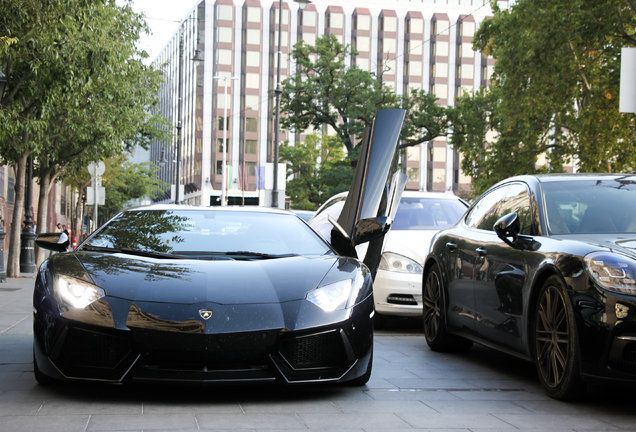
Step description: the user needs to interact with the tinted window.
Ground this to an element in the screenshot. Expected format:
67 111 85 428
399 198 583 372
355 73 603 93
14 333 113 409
543 177 636 234
392 197 467 230
86 210 332 257
466 183 531 233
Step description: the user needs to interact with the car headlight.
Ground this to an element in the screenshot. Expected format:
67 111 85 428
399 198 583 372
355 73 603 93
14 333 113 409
584 252 636 295
306 278 364 312
378 252 423 274
55 275 105 309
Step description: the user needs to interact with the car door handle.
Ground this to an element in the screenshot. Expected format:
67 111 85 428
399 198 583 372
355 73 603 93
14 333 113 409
476 247 488 256
446 242 458 252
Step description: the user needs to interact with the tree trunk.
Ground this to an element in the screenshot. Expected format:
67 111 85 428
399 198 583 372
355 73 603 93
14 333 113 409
35 169 52 267
7 152 28 277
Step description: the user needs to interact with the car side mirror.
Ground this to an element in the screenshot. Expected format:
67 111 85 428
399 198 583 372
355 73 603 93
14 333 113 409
35 233 69 252
494 212 520 247
353 216 389 245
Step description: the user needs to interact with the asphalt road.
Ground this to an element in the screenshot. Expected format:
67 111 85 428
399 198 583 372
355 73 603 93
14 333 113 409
2 275 636 431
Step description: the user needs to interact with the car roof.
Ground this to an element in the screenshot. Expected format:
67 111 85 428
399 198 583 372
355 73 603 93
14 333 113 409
495 173 636 187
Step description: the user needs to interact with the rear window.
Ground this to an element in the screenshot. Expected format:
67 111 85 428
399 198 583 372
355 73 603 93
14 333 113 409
392 197 467 230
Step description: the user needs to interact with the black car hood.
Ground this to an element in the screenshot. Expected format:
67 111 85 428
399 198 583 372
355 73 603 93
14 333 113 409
568 234 636 259
50 252 348 304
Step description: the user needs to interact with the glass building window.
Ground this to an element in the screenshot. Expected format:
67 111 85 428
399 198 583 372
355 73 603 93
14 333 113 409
408 19 423 34
245 139 258 153
218 4 233 21
245 95 259 110
247 7 260 23
407 61 422 76
302 11 316 27
245 117 258 132
433 62 448 78
245 73 260 88
434 20 449 36
329 13 343 29
381 38 397 54
356 15 370 31
407 40 422 55
218 49 232 65
246 52 260 67
303 32 316 46
246 28 260 44
433 41 448 57
460 21 475 36
432 84 448 99
383 16 397 32
218 26 233 43
356 57 370 70
355 36 370 52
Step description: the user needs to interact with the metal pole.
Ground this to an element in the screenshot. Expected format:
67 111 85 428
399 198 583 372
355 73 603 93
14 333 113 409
221 77 228 206
93 175 97 229
176 27 184 204
272 0 283 208
20 156 35 273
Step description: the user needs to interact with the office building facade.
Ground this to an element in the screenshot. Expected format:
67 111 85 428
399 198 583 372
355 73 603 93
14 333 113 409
150 0 506 206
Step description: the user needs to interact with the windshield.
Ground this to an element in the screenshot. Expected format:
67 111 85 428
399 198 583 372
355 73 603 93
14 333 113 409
83 209 333 257
543 177 636 235
391 197 467 230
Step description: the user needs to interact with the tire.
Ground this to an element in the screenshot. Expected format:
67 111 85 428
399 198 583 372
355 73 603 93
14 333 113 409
422 263 472 352
533 275 585 400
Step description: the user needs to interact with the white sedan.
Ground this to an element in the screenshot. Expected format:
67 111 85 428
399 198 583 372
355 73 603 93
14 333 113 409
310 191 468 317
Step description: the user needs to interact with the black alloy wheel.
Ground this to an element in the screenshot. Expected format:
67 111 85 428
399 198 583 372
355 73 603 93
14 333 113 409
422 263 472 352
533 275 584 400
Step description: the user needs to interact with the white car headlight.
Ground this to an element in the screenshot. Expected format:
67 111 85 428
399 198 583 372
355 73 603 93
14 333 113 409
378 252 423 274
306 279 358 312
584 252 636 295
56 275 105 309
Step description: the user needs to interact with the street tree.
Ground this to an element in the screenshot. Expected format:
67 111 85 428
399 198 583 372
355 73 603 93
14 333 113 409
279 134 351 210
453 0 636 196
0 0 164 273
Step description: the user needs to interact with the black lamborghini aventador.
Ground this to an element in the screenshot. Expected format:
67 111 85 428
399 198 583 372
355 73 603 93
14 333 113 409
32 109 407 386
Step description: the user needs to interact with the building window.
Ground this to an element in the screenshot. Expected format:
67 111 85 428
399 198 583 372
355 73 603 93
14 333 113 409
218 49 232 65
247 7 260 23
217 91 230 109
246 28 260 44
383 16 397 32
245 139 258 153
432 62 448 78
355 15 370 31
433 20 449 36
356 57 370 70
433 41 448 57
407 61 422 76
246 161 257 176
218 116 228 131
245 73 260 89
244 94 259 110
459 64 474 79
303 32 316 46
459 21 475 37
407 167 419 183
408 19 423 34
218 26 233 43
328 13 343 29
218 4 233 21
246 52 260 67
432 84 448 99
406 40 422 55
355 36 370 52
302 11 316 27
7 177 14 204
245 117 258 132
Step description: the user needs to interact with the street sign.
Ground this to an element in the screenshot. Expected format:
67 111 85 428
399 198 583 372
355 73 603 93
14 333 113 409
87 161 105 177
86 186 105 205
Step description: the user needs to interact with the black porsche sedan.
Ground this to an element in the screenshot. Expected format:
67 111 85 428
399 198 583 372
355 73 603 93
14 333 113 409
422 174 636 400
33 108 407 386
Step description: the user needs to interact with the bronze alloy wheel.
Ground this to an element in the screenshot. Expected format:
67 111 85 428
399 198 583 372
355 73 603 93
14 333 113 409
533 275 584 399
422 264 472 352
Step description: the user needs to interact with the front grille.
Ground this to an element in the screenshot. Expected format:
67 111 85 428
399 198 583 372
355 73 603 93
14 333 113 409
387 294 418 305
279 330 346 369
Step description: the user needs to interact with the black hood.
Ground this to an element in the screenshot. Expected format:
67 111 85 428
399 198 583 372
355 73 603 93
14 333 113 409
48 252 361 305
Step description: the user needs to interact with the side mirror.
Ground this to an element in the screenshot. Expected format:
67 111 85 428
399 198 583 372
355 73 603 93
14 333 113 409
494 212 520 247
35 233 69 252
353 216 389 245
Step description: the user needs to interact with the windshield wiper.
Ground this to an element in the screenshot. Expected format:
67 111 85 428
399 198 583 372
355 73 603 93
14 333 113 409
180 251 298 260
81 245 188 260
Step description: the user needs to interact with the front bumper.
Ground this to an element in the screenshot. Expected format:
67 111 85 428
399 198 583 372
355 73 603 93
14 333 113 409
373 269 422 317
33 290 374 385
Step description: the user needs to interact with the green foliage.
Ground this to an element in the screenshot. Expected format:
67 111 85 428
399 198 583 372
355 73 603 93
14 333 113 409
97 157 167 220
279 134 352 210
400 88 450 147
453 0 636 195
280 35 398 153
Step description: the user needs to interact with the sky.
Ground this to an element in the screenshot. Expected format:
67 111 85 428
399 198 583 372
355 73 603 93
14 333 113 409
128 0 200 61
